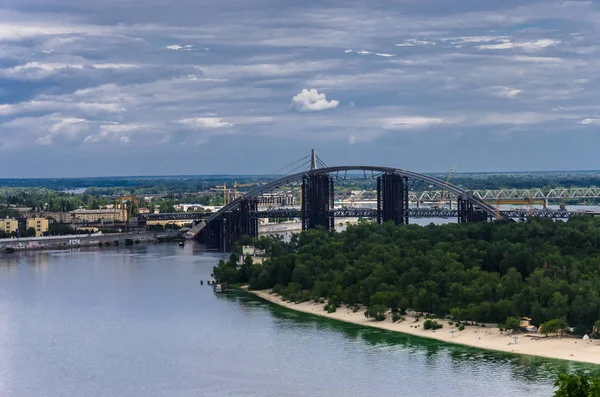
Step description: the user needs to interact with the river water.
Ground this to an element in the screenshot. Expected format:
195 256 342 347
0 244 596 397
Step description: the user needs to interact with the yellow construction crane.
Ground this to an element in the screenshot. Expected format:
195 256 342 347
114 195 139 225
495 198 545 220
233 182 254 199
210 184 232 205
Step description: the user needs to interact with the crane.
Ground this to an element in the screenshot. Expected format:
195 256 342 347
114 195 139 226
210 184 232 205
233 182 254 199
495 198 545 220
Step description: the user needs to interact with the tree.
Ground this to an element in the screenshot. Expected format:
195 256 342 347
503 317 521 333
365 305 387 321
27 227 37 237
594 319 600 337
541 318 568 337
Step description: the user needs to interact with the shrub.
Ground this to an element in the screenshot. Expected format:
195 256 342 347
327 305 337 313
392 312 403 323
318 298 325 304
353 306 360 313
448 321 454 325
458 324 465 331
423 319 443 330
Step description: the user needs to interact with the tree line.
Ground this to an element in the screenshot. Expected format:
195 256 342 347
214 216 600 335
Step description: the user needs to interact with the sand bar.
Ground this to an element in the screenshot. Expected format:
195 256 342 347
252 290 600 365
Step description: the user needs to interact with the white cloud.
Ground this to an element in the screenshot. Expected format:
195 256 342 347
292 89 339 111
348 134 357 144
396 39 435 47
478 39 561 51
496 86 522 98
580 118 597 125
177 117 232 129
345 49 395 57
382 117 445 129
100 123 145 133
166 44 194 51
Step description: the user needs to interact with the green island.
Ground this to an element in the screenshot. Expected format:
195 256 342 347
216 217 600 333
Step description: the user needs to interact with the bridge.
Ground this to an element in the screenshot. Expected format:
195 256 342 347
176 151 595 251
138 207 587 223
400 187 600 204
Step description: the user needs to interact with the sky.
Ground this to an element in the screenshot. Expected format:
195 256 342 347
1 0 599 177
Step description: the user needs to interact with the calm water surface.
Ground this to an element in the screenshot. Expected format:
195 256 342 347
0 243 596 397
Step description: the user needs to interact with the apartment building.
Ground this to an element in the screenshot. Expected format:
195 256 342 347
26 217 49 237
0 218 18 235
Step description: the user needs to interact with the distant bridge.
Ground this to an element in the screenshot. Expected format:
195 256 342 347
405 187 600 203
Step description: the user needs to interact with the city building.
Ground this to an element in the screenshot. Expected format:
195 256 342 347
26 217 49 237
0 218 18 235
242 245 269 265
72 209 125 223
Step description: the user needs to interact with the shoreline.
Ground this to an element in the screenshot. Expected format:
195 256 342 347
251 289 600 365
0 231 180 253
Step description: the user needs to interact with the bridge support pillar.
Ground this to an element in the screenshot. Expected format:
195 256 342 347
301 173 334 230
377 173 409 225
544 199 549 209
458 194 488 223
240 198 259 239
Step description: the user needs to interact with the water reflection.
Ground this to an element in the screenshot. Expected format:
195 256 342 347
241 293 600 382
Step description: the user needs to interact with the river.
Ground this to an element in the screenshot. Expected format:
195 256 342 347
0 243 596 397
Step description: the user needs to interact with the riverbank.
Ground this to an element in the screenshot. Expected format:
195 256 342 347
0 231 181 252
252 290 600 365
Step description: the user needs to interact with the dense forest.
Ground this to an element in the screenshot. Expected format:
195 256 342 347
215 217 600 334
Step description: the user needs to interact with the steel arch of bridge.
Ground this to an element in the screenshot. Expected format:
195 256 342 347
185 166 498 239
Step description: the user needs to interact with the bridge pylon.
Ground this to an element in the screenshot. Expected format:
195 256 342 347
301 173 334 230
377 173 409 225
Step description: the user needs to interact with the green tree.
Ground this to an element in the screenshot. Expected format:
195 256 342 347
541 318 568 336
365 305 387 321
503 317 521 332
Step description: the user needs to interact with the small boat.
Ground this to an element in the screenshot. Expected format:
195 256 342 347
215 284 223 293
5 247 15 253
178 241 185 247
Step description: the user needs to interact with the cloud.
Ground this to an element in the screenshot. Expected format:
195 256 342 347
396 39 435 47
381 117 446 130
292 89 339 111
166 44 194 51
496 86 522 98
580 118 597 125
478 39 561 51
345 49 395 57
177 117 232 129
1 0 600 174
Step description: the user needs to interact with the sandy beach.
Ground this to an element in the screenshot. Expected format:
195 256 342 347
252 290 600 365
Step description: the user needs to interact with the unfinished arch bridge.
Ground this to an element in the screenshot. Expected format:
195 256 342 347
185 165 499 250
